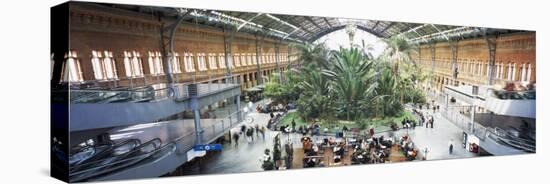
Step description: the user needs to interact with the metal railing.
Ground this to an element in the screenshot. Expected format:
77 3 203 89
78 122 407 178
489 89 536 100
440 108 490 141
62 74 241 104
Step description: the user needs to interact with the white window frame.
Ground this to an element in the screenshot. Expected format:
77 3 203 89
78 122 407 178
91 50 106 80
233 53 241 67
208 53 218 69
184 52 196 72
170 52 182 74
218 53 226 69
198 53 207 71
103 51 118 80
61 50 83 83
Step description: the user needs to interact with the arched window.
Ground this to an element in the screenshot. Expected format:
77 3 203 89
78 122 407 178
198 53 207 71
184 52 196 72
154 51 164 75
240 53 247 66
91 50 106 80
208 53 217 69
147 51 164 75
218 53 226 69
170 52 182 74
520 63 527 82
233 53 241 67
61 50 83 83
131 51 144 77
103 51 118 80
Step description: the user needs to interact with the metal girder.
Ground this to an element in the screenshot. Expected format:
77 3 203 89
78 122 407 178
160 9 189 84
371 21 380 30
429 42 436 75
223 25 236 83
449 39 459 85
255 33 266 85
273 15 314 35
237 13 262 31
324 17 333 27
274 42 282 82
379 22 395 34
431 24 449 41
305 16 322 30
484 31 497 85
307 25 385 42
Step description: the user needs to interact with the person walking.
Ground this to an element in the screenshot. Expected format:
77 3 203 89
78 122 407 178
246 128 253 143
260 126 266 141
423 146 429 160
448 139 454 155
430 116 434 128
426 116 430 128
233 133 240 147
255 124 260 138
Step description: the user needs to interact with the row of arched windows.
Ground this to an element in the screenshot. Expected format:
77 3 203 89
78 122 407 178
418 58 534 83
58 50 292 83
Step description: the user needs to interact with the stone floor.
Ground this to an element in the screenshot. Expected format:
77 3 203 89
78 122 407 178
173 98 479 176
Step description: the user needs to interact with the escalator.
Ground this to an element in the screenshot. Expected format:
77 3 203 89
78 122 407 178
487 127 536 153
64 137 175 182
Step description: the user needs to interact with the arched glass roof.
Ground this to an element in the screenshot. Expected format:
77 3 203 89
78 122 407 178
104 3 526 44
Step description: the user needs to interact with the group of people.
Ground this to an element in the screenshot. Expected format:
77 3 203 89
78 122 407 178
256 102 294 114
267 112 284 129
413 108 435 129
400 135 418 161
351 135 393 164
232 124 266 146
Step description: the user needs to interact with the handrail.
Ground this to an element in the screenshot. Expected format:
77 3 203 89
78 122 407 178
70 139 141 170
69 132 194 178
70 138 163 176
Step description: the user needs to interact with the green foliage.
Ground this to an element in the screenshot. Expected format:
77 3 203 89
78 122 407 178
282 37 421 125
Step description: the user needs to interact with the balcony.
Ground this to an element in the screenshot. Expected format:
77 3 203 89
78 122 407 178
484 89 535 119
60 76 241 132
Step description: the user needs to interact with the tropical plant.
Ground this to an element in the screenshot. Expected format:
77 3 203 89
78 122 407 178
323 47 377 120
381 35 417 75
292 42 331 69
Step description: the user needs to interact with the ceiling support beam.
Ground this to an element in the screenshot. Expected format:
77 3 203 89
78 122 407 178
372 21 380 30
484 31 497 86
159 9 189 85
273 15 314 36
431 24 449 41
305 17 322 30
449 39 459 85
379 22 395 34
308 25 385 42
237 13 262 31
324 17 333 27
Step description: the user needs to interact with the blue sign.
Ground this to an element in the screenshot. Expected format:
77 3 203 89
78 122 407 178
193 144 222 151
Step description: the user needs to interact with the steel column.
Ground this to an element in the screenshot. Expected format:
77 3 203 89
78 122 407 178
449 39 459 86
255 33 265 85
223 26 235 83
274 42 282 82
485 35 497 85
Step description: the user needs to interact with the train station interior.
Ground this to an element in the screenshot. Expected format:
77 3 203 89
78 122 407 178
47 1 536 183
